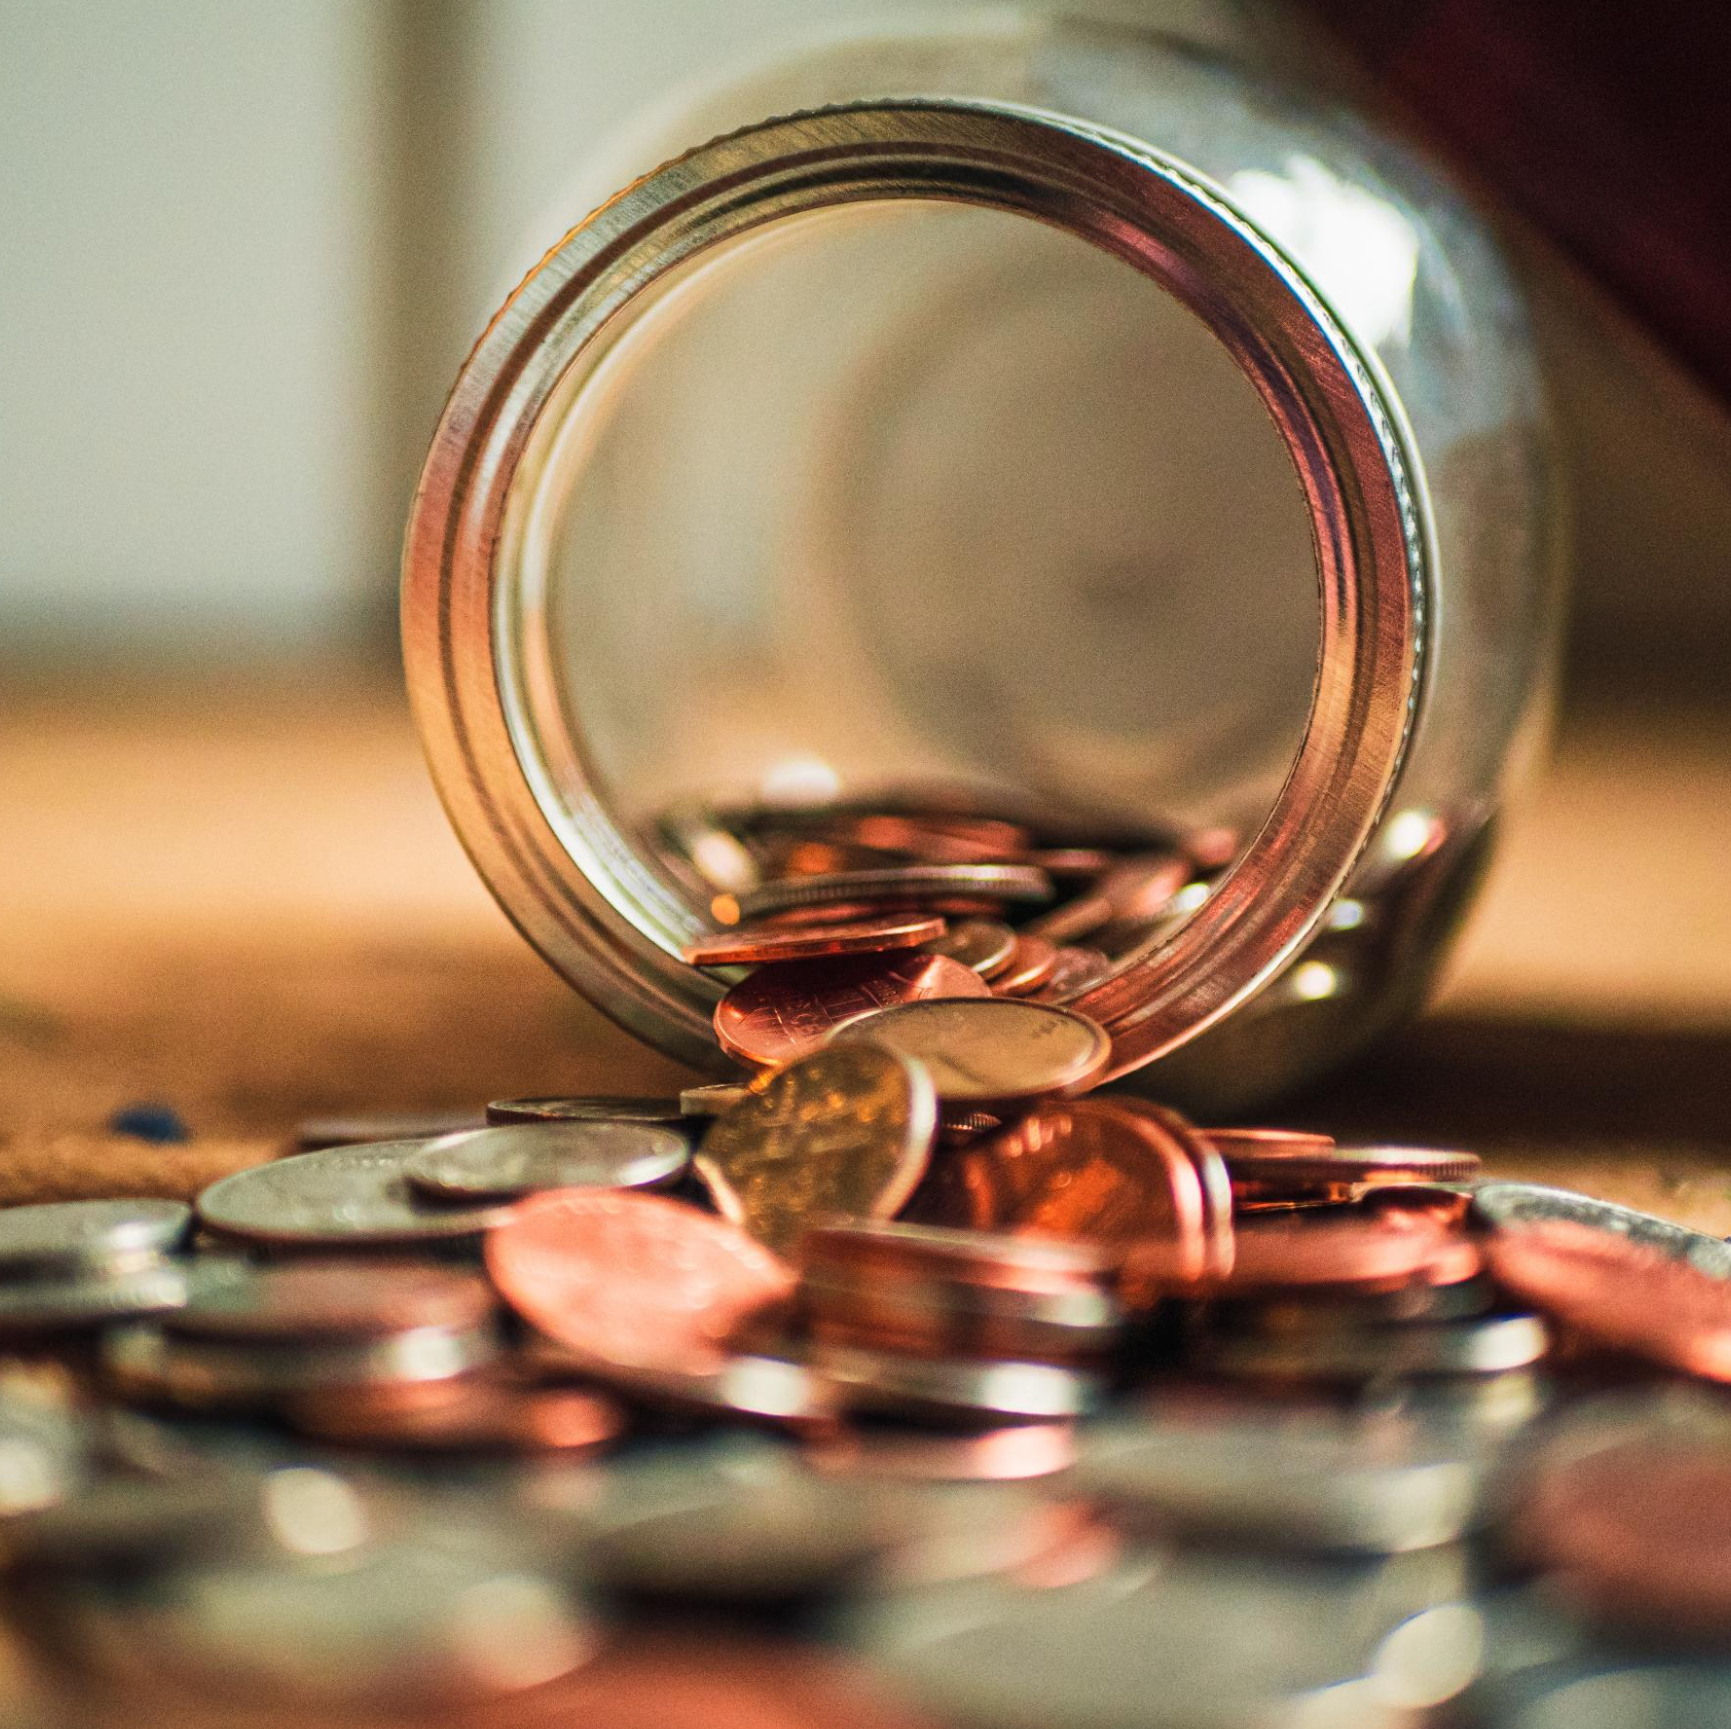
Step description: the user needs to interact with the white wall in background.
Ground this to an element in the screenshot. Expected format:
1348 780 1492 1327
0 2 393 652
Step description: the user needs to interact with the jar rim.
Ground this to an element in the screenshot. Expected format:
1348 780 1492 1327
402 98 1427 1082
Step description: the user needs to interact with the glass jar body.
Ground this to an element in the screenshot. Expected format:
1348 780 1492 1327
404 8 1561 1112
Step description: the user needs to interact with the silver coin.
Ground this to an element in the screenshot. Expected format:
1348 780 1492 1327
922 919 1017 977
1472 1182 1731 1279
104 1319 497 1410
679 1082 752 1117
195 1143 515 1247
405 1122 689 1200
0 1264 190 1335
484 1095 687 1127
1198 1312 1550 1383
1073 1414 1482 1554
729 863 1054 923
0 1199 191 1279
811 1342 1100 1422
1513 1665 1731 1729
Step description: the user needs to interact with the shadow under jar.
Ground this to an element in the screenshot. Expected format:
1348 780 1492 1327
403 12 1561 1114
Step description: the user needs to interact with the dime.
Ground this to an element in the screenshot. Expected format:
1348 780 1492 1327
921 918 1017 979
160 1259 496 1342
405 1122 690 1200
694 1045 936 1257
486 1190 795 1378
293 1108 486 1151
1031 947 1114 1004
827 998 1111 1107
1485 1219 1731 1378
195 1143 516 1248
908 1101 1208 1280
1473 1182 1731 1279
682 913 946 967
285 1378 623 1454
714 951 988 1068
0 1199 191 1278
992 937 1058 997
717 864 1054 926
485 1095 687 1126
680 1081 752 1117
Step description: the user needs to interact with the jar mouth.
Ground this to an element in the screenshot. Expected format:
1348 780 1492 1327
403 98 1427 1082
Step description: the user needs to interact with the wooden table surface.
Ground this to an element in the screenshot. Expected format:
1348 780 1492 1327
4 672 1730 1233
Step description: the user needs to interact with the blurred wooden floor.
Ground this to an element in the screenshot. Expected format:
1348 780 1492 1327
3 673 1730 1231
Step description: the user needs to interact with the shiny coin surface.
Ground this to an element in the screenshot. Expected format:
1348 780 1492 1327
405 1121 690 1200
812 1342 1100 1423
1486 1219 1731 1378
161 1258 496 1342
1208 1211 1477 1295
1473 1182 1731 1279
1032 947 1114 1004
718 864 1054 926
680 1081 752 1117
1203 1128 1337 1158
921 918 1017 978
485 1095 686 1126
195 1143 516 1247
695 1044 936 1257
911 1100 1207 1276
0 1198 191 1277
714 951 988 1068
684 913 946 967
487 1190 795 1378
286 1378 624 1455
993 936 1059 996
293 1108 486 1151
1221 1143 1483 1192
0 1264 192 1335
827 998 1111 1107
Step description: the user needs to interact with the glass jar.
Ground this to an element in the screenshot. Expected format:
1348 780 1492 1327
403 8 1561 1114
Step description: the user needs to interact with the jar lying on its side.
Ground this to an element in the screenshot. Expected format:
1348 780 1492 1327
403 11 1562 1113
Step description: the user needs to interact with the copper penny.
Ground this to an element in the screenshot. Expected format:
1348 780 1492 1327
285 1376 623 1454
161 1259 496 1343
694 1043 936 1257
683 913 946 967
994 936 1059 997
714 951 987 1068
1108 1100 1235 1289
719 863 1053 927
910 1101 1209 1285
1216 1142 1482 1194
922 918 1018 979
1486 1219 1731 1378
486 1190 795 1378
1519 1439 1731 1638
826 998 1110 1108
1214 1211 1475 1294
1203 1128 1337 1158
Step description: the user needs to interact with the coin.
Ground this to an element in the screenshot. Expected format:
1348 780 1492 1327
805 1423 1077 1482
993 936 1059 996
1031 947 1114 1004
1473 1182 1731 1279
717 864 1054 926
285 1379 623 1454
1199 1311 1549 1383
0 1265 192 1335
714 951 988 1068
486 1190 795 1378
811 1342 1100 1423
293 1108 487 1151
921 919 1017 979
485 1095 687 1126
694 1045 936 1257
405 1121 690 1200
683 913 947 967
0 1199 192 1278
160 1259 497 1342
1105 1099 1235 1288
680 1081 753 1117
1203 1128 1337 1158
826 998 1111 1107
1485 1219 1731 1378
1220 1143 1483 1200
1198 1210 1477 1295
909 1101 1208 1278
195 1143 516 1247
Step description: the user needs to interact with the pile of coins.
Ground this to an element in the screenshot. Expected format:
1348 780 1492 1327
2 815 1731 1722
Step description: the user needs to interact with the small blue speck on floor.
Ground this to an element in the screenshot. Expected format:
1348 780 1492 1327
109 1103 190 1144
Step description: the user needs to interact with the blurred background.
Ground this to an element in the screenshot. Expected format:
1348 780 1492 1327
4 1 1730 1210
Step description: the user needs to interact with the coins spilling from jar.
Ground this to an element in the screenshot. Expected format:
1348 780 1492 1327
7 798 1731 1723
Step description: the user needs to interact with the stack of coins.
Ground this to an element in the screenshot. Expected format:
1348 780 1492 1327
0 1200 193 1336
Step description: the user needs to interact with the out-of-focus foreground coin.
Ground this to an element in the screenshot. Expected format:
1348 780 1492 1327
1473 1182 1731 1279
827 998 1111 1107
696 1045 935 1257
0 1199 191 1277
714 952 989 1068
405 1121 690 1200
